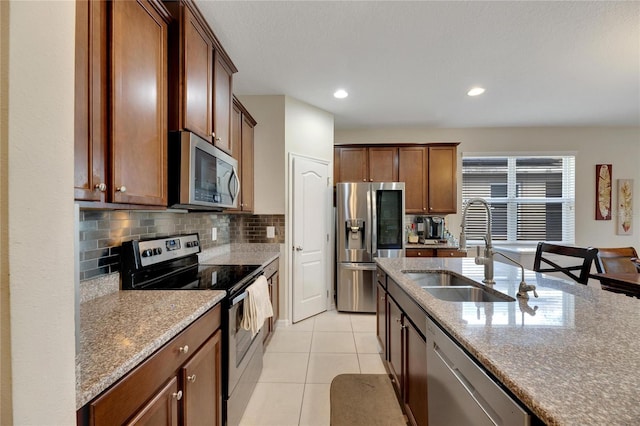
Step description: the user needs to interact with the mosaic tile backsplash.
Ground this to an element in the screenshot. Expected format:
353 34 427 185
78 210 285 280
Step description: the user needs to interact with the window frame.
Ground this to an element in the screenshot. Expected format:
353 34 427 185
461 153 576 246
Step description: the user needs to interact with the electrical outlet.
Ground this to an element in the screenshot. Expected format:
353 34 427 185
266 226 275 239
211 227 217 241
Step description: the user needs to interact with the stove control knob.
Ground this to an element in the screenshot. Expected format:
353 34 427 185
153 247 162 255
186 242 193 248
193 241 199 246
142 249 153 257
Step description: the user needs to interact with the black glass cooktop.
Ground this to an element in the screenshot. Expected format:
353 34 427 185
128 263 261 294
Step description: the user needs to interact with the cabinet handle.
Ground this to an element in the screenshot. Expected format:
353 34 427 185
172 391 183 400
187 374 197 383
116 186 126 193
94 183 107 192
179 345 189 354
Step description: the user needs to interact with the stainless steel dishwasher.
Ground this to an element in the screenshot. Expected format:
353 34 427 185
426 318 531 425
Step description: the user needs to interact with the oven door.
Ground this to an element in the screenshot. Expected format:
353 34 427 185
227 288 264 425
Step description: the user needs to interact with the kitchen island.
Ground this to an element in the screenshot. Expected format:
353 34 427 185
376 257 640 425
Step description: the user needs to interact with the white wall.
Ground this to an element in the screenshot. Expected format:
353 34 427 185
238 95 334 324
336 126 640 248
237 95 286 214
2 1 77 424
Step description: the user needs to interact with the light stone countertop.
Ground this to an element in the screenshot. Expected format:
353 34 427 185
77 290 225 409
77 246 279 410
376 257 640 426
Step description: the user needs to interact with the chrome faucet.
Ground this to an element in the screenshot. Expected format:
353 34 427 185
459 198 495 284
459 198 538 299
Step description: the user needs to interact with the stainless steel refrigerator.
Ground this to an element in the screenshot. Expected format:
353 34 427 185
336 182 405 312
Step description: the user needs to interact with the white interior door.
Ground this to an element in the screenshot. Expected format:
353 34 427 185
292 155 330 322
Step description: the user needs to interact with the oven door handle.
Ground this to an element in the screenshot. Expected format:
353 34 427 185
231 291 248 306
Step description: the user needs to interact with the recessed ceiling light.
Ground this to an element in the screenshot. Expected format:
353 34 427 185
467 87 486 97
334 89 348 99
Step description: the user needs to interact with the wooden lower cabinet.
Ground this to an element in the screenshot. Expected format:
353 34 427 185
182 332 222 425
376 283 387 357
79 305 222 426
263 258 280 345
406 247 466 258
126 377 179 426
387 297 403 392
404 320 428 426
379 269 429 426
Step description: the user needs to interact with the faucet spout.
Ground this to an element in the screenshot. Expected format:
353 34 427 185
493 251 538 299
460 198 494 283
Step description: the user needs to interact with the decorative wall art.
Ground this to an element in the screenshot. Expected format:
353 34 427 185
617 179 633 235
595 164 612 220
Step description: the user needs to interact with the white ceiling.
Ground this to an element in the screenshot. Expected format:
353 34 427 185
197 1 640 130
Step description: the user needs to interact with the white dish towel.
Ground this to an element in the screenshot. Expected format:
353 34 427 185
240 275 273 338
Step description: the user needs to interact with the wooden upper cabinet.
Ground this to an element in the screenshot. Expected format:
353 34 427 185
368 147 398 182
74 0 169 206
229 97 256 212
111 0 168 205
182 6 212 141
334 146 398 183
213 53 233 154
428 145 457 214
399 147 428 214
166 0 237 154
74 0 106 202
334 147 368 182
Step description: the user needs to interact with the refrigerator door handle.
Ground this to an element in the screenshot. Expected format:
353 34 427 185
340 263 377 271
370 187 376 255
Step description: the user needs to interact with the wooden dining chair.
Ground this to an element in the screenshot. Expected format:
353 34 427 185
594 247 640 274
533 242 599 284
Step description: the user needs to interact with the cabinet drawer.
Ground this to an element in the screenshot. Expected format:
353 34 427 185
437 249 466 258
406 248 436 258
90 304 221 425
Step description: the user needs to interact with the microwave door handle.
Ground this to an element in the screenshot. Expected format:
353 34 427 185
230 167 240 203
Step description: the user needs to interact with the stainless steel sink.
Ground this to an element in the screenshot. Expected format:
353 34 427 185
403 271 476 287
421 286 515 302
402 271 515 302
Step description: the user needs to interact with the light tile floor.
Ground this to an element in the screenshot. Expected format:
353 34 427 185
238 309 385 426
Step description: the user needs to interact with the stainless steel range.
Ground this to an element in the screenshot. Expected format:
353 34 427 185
121 233 265 426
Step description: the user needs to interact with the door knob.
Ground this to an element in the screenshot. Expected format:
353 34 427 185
295 246 303 251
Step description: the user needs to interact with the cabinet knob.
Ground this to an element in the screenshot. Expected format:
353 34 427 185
423 208 426 211
187 374 197 383
215 137 222 142
211 132 216 137
116 186 126 193
172 391 183 401
94 183 107 192
362 179 366 182
179 345 189 354
369 179 373 182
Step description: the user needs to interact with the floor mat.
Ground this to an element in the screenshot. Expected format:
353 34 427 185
330 373 407 426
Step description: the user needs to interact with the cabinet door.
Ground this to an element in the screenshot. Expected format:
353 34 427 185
74 0 107 202
335 147 368 183
387 297 403 395
399 147 428 213
428 145 457 214
125 377 179 426
181 331 222 426
404 322 428 426
368 147 398 182
213 52 233 154
183 6 212 142
111 0 167 206
240 113 255 212
376 283 387 359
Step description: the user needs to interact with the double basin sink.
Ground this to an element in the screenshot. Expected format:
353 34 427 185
403 271 515 302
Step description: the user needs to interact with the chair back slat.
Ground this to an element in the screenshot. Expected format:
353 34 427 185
533 242 598 284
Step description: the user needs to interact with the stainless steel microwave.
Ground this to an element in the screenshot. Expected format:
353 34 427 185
168 131 239 210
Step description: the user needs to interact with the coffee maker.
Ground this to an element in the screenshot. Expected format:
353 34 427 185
420 216 445 242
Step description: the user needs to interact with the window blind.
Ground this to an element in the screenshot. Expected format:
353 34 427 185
461 155 575 244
